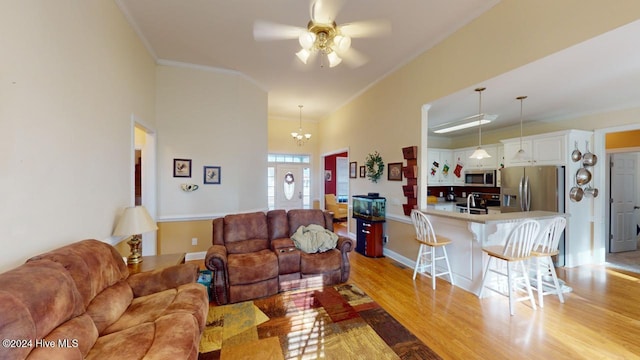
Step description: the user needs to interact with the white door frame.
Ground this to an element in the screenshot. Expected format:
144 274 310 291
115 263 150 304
132 115 157 256
595 123 640 263
321 147 350 229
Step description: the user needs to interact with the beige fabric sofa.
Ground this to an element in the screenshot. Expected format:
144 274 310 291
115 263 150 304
0 239 209 360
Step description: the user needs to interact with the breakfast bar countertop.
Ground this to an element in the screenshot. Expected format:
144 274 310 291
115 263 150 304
418 208 566 224
416 208 567 297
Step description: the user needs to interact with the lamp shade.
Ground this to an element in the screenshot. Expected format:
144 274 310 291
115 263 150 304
296 48 311 64
327 51 342 67
113 206 157 237
469 147 491 160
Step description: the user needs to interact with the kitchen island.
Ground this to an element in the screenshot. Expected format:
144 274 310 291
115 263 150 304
419 208 565 297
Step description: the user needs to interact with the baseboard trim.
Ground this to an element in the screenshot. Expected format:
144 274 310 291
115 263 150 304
382 248 416 268
186 251 206 261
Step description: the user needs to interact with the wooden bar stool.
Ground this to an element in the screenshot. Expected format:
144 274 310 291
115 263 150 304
479 219 540 315
530 216 567 308
410 210 454 289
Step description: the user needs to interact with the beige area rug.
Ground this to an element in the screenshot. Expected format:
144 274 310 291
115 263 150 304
198 284 441 360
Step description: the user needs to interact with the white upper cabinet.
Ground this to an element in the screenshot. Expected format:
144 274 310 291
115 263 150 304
426 149 453 185
502 134 566 167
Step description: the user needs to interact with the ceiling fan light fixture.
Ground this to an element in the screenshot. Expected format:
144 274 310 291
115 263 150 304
296 49 311 64
327 51 342 67
299 31 316 49
333 34 351 52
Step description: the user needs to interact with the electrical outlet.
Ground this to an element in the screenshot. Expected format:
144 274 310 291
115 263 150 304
191 237 198 246
383 235 388 244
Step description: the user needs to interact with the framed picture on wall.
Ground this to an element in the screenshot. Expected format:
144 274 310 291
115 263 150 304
173 159 192 178
359 166 366 178
203 166 221 184
349 162 357 178
388 162 403 181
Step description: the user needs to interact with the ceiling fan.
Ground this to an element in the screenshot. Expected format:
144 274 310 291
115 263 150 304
253 0 391 68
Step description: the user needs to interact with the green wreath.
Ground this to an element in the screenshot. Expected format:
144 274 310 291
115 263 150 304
365 151 385 183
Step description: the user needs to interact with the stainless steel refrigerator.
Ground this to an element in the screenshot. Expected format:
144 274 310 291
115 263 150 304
500 165 565 265
500 166 565 213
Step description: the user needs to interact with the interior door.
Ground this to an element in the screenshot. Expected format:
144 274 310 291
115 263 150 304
275 164 304 211
610 153 638 252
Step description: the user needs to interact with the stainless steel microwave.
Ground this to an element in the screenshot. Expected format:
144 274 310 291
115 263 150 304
464 170 496 187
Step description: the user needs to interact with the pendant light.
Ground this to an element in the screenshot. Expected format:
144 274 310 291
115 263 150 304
291 105 311 146
469 87 491 160
514 96 528 160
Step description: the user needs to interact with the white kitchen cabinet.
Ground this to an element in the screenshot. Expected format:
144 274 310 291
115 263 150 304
434 203 456 212
502 134 565 167
427 148 453 185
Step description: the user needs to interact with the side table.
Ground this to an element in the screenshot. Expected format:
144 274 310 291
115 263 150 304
127 253 186 275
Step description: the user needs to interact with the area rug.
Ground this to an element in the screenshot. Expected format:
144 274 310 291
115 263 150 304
198 284 441 360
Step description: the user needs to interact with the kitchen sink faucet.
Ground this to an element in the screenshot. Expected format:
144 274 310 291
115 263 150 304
467 193 476 214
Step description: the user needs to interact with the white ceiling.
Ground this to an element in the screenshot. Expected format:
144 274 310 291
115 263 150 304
116 0 500 121
427 19 640 136
115 1 640 135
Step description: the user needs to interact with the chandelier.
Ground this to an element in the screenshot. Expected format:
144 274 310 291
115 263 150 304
291 105 311 146
296 21 351 68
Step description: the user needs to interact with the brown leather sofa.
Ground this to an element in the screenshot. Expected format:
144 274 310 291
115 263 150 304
0 239 209 360
205 209 353 305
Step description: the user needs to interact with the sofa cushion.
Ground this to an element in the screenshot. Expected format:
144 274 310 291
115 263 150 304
87 313 201 360
228 249 278 285
223 212 269 254
267 209 289 240
87 322 155 360
27 239 128 308
287 209 328 237
143 313 201 360
101 283 207 336
300 249 341 274
0 260 85 360
86 280 133 334
26 314 98 359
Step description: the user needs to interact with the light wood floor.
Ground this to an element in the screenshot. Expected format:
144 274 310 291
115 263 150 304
192 246 640 359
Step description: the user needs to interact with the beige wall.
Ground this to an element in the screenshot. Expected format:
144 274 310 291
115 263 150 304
0 0 156 272
155 65 268 219
152 64 268 254
157 220 212 254
320 1 640 255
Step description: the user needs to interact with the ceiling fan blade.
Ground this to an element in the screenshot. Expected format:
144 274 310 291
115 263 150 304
310 0 344 24
340 48 369 68
253 20 304 41
339 19 392 38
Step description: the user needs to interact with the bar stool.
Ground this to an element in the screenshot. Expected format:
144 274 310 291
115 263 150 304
410 210 454 289
479 219 540 316
530 216 566 308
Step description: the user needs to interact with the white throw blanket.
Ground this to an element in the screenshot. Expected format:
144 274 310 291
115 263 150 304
291 224 338 253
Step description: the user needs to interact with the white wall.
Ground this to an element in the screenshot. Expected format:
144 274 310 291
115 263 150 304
0 1 156 271
155 64 268 220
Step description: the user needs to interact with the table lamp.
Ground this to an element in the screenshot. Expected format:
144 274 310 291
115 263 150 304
113 206 157 264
